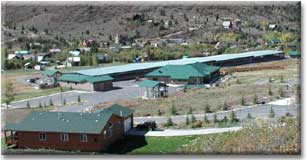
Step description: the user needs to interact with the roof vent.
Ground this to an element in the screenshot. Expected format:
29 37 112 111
95 120 98 123
66 120 70 123
80 112 83 116
39 113 43 116
97 114 101 117
32 118 35 120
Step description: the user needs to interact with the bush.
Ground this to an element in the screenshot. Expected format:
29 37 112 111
191 121 203 128
186 114 190 125
247 112 252 119
230 111 239 123
253 94 258 104
279 87 285 97
39 102 42 108
268 86 273 96
204 104 212 113
241 96 245 106
77 95 81 103
63 99 66 105
170 103 177 115
164 117 174 127
223 101 229 110
213 114 218 123
158 109 162 116
191 114 197 123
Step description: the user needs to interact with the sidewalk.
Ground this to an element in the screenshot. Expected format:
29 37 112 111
126 127 242 137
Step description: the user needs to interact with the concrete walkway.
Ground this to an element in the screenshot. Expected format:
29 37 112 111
126 127 242 137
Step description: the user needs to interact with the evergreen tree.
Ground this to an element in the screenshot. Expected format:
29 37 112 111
186 114 190 125
230 111 238 123
191 113 197 123
78 95 81 103
158 109 162 116
241 96 245 106
204 104 211 113
223 101 229 110
49 99 53 106
213 114 218 123
253 94 258 104
170 103 177 115
268 85 273 96
63 99 66 105
247 112 252 119
223 116 228 123
280 75 284 83
204 114 210 124
166 117 174 127
269 107 275 118
188 107 193 114
26 101 31 109
279 87 285 97
39 102 42 108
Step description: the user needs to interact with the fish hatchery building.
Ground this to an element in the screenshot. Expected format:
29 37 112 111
72 50 284 81
58 74 114 92
145 63 220 85
4 104 134 152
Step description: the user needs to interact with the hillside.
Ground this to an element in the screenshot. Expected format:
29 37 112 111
1 1 301 48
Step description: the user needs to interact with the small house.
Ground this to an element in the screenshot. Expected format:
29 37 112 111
66 57 81 66
289 50 301 58
4 104 134 152
41 69 62 87
137 79 168 99
222 21 232 29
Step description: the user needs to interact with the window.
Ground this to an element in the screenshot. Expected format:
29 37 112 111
60 133 69 141
80 133 88 142
39 132 47 141
108 123 113 138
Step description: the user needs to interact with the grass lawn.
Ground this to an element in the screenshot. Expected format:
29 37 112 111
1 138 6 149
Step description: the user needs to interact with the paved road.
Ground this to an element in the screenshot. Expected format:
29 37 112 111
2 80 179 112
126 127 242 137
134 102 299 125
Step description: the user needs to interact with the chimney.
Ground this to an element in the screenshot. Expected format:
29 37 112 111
120 111 123 117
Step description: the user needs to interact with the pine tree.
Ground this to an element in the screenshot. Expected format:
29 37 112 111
268 85 273 96
158 109 162 116
26 101 31 109
44 102 47 108
241 96 245 106
213 114 218 123
269 107 275 118
253 94 258 104
279 87 285 97
204 104 211 113
223 101 229 110
230 111 238 123
280 75 284 83
186 114 190 125
204 114 210 124
63 99 66 105
39 102 42 108
166 117 174 127
170 103 177 115
223 116 228 123
77 95 81 103
49 99 53 106
191 113 197 123
247 112 252 119
188 107 193 114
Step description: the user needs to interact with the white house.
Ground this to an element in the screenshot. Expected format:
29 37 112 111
222 21 232 29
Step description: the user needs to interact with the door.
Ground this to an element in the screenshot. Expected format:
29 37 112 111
124 117 132 132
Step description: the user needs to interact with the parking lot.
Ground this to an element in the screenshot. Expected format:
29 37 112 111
3 80 180 112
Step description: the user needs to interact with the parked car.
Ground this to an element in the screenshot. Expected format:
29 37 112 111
136 121 157 131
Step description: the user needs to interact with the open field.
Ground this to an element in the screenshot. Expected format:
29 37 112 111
94 59 300 117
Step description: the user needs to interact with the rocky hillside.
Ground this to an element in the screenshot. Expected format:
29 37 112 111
1 1 301 47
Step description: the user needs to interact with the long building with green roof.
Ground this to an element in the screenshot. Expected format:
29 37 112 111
146 62 220 84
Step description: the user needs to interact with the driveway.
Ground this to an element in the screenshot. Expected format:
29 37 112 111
3 80 179 112
126 127 242 137
134 98 299 125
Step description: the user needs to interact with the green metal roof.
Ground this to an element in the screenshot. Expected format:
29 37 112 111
289 50 301 57
58 74 88 83
4 111 113 134
137 79 160 88
146 62 220 80
42 69 60 77
85 75 114 83
58 74 113 84
99 104 134 118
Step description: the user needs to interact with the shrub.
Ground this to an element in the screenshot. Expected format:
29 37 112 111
253 94 258 104
247 112 252 119
204 114 210 124
213 114 218 123
223 101 229 110
191 113 197 123
204 104 212 113
158 109 162 116
268 86 273 96
279 87 285 97
186 114 190 125
191 121 203 128
63 99 66 105
164 117 174 127
188 107 193 114
39 102 42 108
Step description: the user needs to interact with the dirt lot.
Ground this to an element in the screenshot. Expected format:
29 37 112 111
94 59 300 117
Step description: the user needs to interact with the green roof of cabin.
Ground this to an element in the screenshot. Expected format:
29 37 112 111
137 79 160 88
58 74 113 83
4 111 113 134
97 104 134 118
4 104 133 134
58 74 88 83
289 50 301 56
146 63 220 80
42 69 60 76
85 75 114 83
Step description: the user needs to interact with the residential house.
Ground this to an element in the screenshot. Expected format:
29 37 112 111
41 69 62 87
4 104 134 152
49 49 61 54
289 50 301 58
66 57 81 66
269 24 277 30
83 39 96 47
